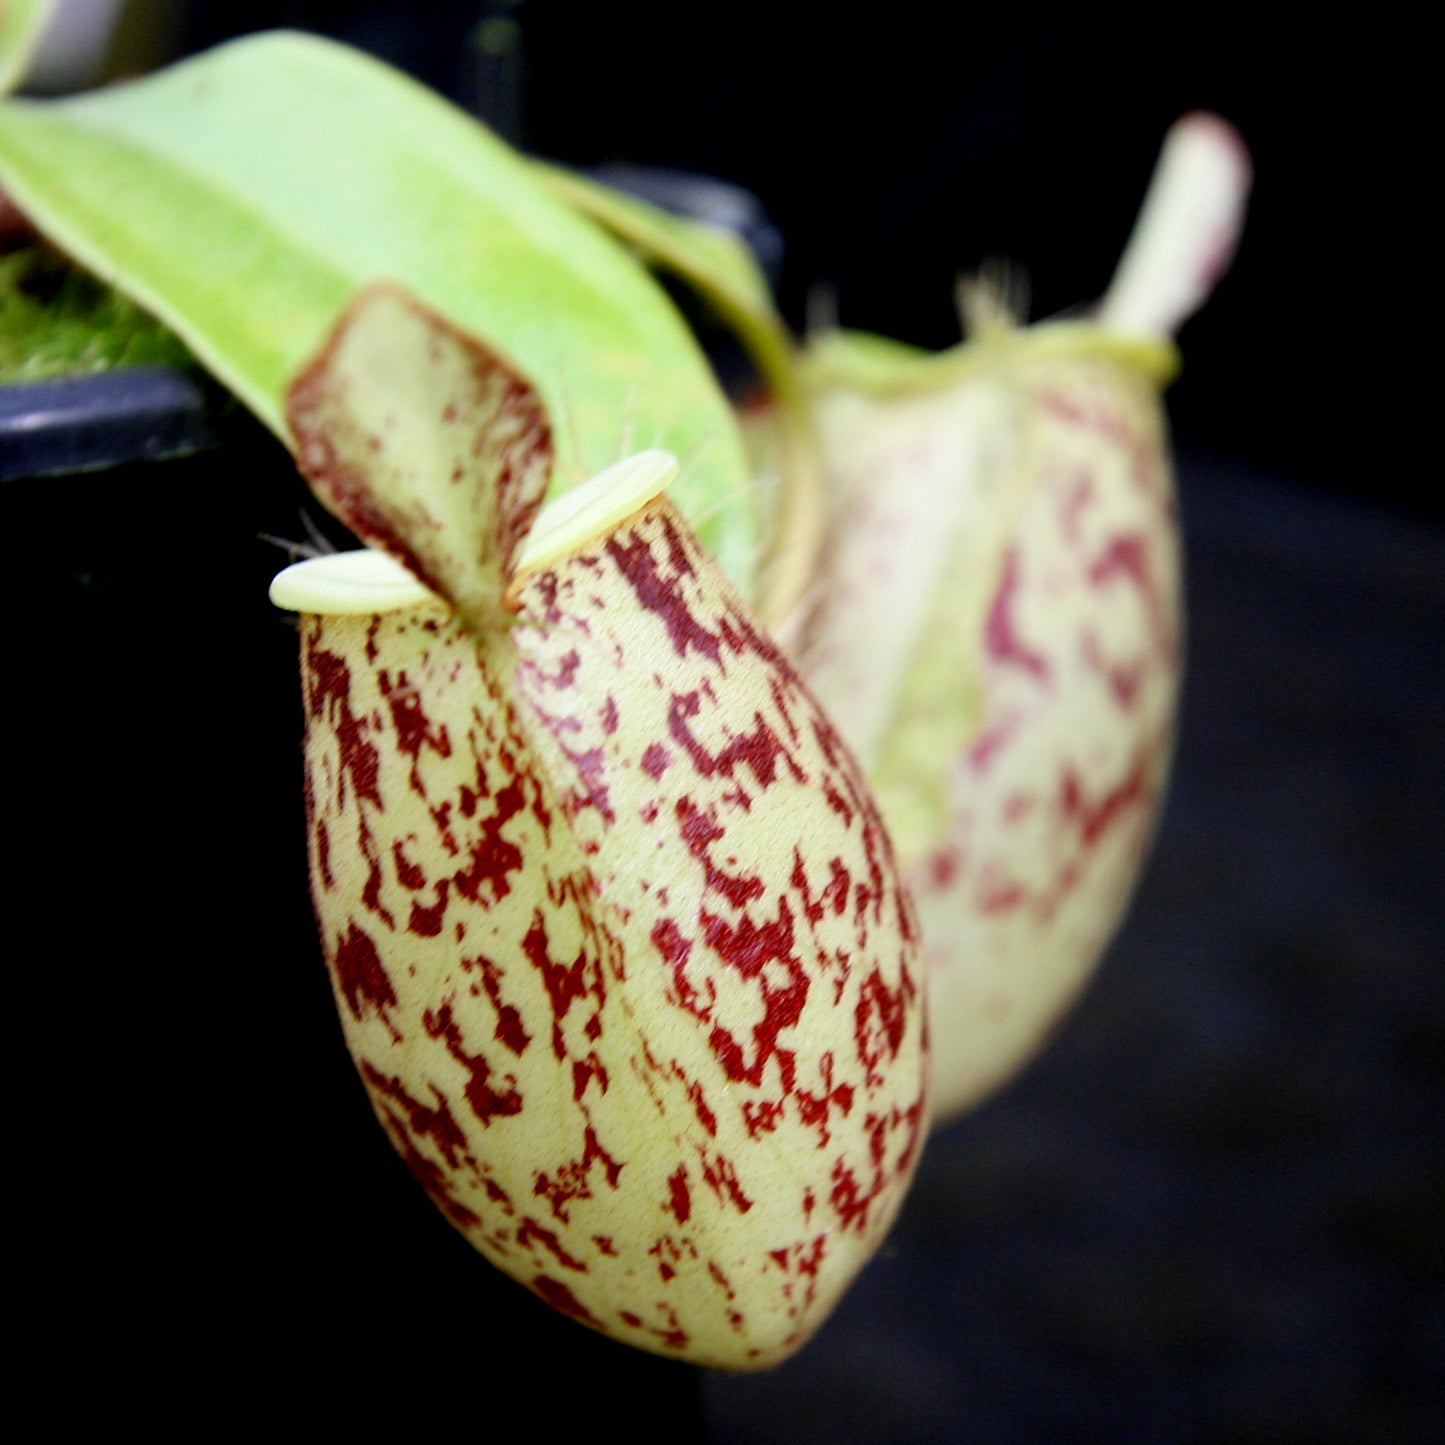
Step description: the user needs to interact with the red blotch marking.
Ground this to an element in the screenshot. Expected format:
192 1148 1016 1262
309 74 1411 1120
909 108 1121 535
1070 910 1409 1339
1060 470 1096 543
665 1166 692 1224
772 1234 827 1278
649 1234 686 1282
668 691 803 792
592 1235 617 1256
799 1234 827 1277
653 916 708 1019
792 851 851 925
364 614 383 665
550 649 582 689
1089 532 1149 591
568 745 613 822
854 969 908 1085
742 1097 784 1138
469 952 532 1055
483 1176 514 1213
452 776 526 904
1087 531 1171 658
701 900 809 1089
810 710 849 772
362 1062 471 1170
985 548 1049 681
392 838 427 890
359 853 396 929
315 819 334 891
1060 755 1152 849
407 881 450 938
304 639 382 810
926 846 961 890
379 667 452 786
678 799 765 910
628 1298 691 1352
331 921 401 1042
969 714 1020 775
422 1001 523 1125
976 865 1027 915
521 909 602 1061
375 1103 481 1231
533 1125 624 1223
698 1150 753 1213
823 774 855 825
1082 629 1145 710
571 1055 608 1101
641 742 671 779
679 1066 718 1136
829 1122 894 1233
794 1051 856 1145
516 1216 589 1271
605 510 721 662
531 1275 599 1325
893 1095 926 1178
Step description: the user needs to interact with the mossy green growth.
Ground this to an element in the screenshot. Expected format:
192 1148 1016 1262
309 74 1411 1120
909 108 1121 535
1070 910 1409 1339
0 244 192 382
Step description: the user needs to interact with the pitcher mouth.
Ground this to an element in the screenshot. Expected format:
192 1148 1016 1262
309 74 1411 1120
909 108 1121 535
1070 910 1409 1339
270 446 680 616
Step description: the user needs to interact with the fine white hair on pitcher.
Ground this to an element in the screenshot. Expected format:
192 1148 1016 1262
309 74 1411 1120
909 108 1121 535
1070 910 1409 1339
258 508 343 563
612 384 639 465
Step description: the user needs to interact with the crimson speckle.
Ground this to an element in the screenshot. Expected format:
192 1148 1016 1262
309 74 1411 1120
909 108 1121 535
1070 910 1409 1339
605 511 721 661
665 1166 691 1224
304 637 383 810
361 1063 471 1170
677 799 765 910
517 1216 589 1271
855 970 908 1084
423 1001 523 1125
331 921 401 1041
451 776 526 903
531 1275 599 1324
985 548 1049 681
392 838 427 889
376 1103 482 1230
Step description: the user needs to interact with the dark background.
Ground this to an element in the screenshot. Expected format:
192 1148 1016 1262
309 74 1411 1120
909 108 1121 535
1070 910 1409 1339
150 0 1420 521
11 4 1437 1439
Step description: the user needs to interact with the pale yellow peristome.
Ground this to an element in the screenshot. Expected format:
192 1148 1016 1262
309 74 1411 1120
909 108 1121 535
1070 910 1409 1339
270 547 436 614
271 448 681 615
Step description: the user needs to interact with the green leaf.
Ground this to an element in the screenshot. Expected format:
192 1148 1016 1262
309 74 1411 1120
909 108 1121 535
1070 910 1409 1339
0 29 755 587
0 0 53 96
